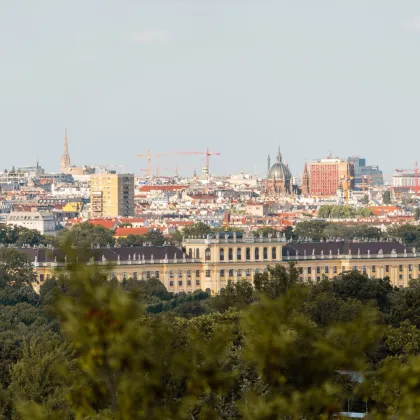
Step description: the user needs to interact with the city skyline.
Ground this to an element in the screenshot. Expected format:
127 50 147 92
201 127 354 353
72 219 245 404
2 1 420 175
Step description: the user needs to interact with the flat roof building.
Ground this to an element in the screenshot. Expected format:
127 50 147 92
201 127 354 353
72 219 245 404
310 156 354 197
90 173 135 218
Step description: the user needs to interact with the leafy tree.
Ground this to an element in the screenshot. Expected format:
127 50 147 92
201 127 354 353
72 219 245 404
415 207 420 221
182 222 213 238
389 280 420 328
0 248 39 306
57 222 115 248
18 260 234 419
361 195 369 205
254 263 301 299
239 288 382 419
294 220 329 241
332 271 394 314
383 191 392 205
143 229 165 246
9 333 74 419
210 280 254 313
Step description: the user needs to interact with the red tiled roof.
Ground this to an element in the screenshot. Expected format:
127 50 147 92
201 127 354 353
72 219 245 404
114 227 150 237
88 219 117 230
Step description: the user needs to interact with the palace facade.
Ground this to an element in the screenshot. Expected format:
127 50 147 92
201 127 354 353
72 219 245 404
18 232 420 293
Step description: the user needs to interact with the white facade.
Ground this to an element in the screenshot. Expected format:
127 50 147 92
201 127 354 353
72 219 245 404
392 173 417 188
6 211 57 235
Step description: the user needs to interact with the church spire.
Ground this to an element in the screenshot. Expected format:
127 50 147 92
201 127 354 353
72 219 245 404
301 160 310 196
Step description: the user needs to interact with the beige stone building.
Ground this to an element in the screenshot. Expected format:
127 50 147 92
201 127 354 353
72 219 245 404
90 173 135 218
21 233 420 293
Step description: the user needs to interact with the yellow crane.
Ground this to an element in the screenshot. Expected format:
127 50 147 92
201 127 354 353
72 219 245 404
341 175 355 205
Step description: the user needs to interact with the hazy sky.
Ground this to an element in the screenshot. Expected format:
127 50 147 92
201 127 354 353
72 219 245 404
1 1 420 177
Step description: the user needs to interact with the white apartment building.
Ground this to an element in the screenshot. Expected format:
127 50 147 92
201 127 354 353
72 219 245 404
6 211 57 235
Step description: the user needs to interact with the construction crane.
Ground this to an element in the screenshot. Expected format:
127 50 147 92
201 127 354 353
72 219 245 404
137 149 221 177
139 165 194 177
137 151 181 177
395 161 419 193
341 175 355 205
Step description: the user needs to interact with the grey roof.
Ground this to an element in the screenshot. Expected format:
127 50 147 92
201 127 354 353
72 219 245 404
283 241 406 256
16 245 187 263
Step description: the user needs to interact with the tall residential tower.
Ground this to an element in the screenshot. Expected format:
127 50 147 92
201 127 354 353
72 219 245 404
90 173 135 218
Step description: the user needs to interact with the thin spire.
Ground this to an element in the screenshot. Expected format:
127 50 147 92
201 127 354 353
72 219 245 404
277 146 282 162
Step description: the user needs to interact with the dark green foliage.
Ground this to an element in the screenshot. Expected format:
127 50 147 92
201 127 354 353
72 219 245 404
210 280 254 313
383 190 392 204
318 204 374 219
117 229 166 247
3 246 420 417
295 220 385 241
57 222 115 248
332 271 395 313
294 220 329 241
254 262 301 299
182 222 213 237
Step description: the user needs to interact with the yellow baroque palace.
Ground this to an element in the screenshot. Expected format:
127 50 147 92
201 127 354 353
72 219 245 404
19 231 420 293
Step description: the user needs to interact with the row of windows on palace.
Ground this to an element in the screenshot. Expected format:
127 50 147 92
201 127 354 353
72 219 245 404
38 263 419 286
188 247 279 260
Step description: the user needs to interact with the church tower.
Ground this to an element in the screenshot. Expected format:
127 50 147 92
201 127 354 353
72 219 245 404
301 162 310 196
60 129 71 173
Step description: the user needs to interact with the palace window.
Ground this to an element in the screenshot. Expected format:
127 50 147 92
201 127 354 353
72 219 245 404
220 248 225 261
263 247 268 259
228 248 233 261
272 247 277 259
255 248 260 260
246 248 251 260
205 248 211 261
237 248 242 261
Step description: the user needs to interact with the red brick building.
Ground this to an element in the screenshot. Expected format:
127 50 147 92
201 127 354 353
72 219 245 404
310 157 354 197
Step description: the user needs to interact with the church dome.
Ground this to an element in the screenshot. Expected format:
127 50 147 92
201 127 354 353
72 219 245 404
267 149 291 181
